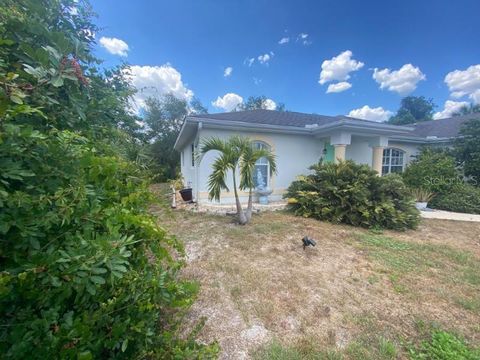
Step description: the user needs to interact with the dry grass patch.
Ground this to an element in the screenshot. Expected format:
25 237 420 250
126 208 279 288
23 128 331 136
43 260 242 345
149 185 480 359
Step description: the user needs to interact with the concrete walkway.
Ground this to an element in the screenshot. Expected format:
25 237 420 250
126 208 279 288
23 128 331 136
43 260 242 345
421 209 480 222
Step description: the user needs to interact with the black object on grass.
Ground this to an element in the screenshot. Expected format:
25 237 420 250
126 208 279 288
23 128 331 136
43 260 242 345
302 236 316 250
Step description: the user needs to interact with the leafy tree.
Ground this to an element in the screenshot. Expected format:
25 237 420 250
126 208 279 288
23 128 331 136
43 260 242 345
143 94 207 181
0 0 217 358
200 136 276 224
388 96 436 125
238 95 285 111
455 117 480 182
453 103 480 116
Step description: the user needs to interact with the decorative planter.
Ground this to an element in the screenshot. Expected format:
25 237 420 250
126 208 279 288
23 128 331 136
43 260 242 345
179 188 193 202
256 187 273 205
415 201 428 210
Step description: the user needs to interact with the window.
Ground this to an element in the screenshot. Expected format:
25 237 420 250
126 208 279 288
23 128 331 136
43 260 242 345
382 148 405 175
191 143 195 167
181 150 184 166
253 141 270 189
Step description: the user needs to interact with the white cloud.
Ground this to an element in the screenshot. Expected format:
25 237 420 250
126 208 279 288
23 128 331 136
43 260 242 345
224 66 233 77
297 33 311 45
258 52 274 65
471 89 480 104
319 50 364 85
433 100 470 120
326 81 352 93
126 65 193 110
444 64 480 100
212 93 243 111
99 36 129 57
245 57 255 67
264 98 276 110
372 64 426 95
348 105 393 122
278 37 289 45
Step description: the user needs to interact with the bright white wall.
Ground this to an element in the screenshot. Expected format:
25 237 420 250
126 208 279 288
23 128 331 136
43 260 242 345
197 128 324 204
345 138 373 166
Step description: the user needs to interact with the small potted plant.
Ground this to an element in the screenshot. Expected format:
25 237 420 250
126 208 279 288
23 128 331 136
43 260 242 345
409 188 435 210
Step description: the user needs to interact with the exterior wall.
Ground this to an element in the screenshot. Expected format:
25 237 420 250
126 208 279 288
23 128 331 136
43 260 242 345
345 138 373 166
178 127 432 205
180 143 196 194
197 128 323 204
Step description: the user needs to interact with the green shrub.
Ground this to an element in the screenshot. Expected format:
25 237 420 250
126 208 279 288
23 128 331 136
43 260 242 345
0 129 218 358
0 0 217 358
402 147 461 194
284 161 420 230
409 330 480 360
429 183 480 214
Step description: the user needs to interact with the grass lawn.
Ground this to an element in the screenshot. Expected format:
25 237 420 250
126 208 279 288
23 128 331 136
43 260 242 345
150 185 480 359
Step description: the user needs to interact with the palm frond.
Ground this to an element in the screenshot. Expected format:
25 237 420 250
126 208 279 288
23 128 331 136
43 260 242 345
207 153 230 201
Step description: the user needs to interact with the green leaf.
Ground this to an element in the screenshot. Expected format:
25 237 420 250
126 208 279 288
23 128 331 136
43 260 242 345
50 75 64 87
121 339 128 352
77 351 93 360
90 275 105 285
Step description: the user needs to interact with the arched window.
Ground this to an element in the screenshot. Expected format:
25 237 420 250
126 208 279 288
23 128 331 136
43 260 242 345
382 148 405 175
253 141 270 188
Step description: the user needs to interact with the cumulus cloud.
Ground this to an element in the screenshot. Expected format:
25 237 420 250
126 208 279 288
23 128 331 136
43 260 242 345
326 81 352 93
212 93 243 111
433 100 470 120
372 64 426 95
278 37 289 45
319 50 364 85
99 36 129 57
224 66 233 77
125 65 193 110
471 89 480 104
444 64 480 100
348 105 393 122
263 98 276 110
258 52 274 65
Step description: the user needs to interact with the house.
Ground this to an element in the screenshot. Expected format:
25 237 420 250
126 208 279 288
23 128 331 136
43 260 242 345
174 109 474 204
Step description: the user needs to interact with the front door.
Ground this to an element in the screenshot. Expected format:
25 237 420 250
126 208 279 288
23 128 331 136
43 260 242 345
323 142 335 163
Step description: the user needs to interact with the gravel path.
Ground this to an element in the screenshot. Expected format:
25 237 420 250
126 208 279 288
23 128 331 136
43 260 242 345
421 209 480 222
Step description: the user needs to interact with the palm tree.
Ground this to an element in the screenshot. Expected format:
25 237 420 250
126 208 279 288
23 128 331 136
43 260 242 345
239 141 277 222
199 136 277 224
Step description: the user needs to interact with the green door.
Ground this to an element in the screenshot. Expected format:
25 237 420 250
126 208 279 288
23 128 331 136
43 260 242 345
323 143 334 163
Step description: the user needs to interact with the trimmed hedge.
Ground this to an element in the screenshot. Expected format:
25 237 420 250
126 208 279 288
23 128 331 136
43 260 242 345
285 161 420 230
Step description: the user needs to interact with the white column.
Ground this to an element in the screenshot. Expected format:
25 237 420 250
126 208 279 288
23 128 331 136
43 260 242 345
334 144 347 163
372 146 384 175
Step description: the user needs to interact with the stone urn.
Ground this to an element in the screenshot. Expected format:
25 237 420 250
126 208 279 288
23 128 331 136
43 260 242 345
256 187 273 205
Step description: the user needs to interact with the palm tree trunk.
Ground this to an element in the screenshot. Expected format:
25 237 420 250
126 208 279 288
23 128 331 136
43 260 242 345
232 169 247 224
245 187 253 222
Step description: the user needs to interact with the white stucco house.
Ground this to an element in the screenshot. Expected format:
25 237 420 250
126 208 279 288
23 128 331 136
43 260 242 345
174 109 472 205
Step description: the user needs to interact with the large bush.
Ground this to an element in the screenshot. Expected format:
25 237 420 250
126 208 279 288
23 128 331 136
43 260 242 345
0 1 216 358
285 161 420 230
429 183 480 214
455 117 480 183
402 147 460 194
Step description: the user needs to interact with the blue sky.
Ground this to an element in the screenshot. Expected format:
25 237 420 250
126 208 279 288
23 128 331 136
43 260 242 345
92 0 480 121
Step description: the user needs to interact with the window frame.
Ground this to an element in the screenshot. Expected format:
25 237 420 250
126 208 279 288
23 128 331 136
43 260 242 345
382 147 405 175
253 141 271 188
